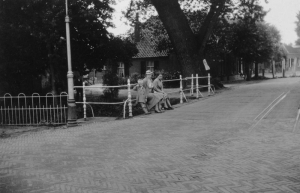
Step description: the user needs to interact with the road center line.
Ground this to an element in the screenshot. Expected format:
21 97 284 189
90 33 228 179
254 92 285 121
250 91 288 130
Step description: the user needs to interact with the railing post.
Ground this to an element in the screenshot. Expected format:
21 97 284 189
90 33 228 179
191 74 194 96
208 73 211 96
196 74 199 99
83 81 86 121
128 79 132 117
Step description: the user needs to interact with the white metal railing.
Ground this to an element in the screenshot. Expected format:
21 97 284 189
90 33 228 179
0 92 68 126
75 73 214 120
74 82 135 120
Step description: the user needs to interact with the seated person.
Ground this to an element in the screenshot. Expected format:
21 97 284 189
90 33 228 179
153 73 174 110
133 79 150 115
143 70 164 113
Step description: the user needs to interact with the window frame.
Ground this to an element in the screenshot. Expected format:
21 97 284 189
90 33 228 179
117 62 125 77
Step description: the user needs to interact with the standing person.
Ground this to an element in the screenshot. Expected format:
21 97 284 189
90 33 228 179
153 73 174 110
143 70 164 113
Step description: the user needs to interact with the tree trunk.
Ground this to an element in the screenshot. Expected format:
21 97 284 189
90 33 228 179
49 63 56 95
245 62 251 81
151 0 226 78
255 61 258 79
47 43 57 95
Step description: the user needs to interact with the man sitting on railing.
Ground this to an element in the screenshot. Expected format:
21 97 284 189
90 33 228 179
153 73 174 110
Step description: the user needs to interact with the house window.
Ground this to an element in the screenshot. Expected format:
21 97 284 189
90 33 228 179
118 62 125 77
146 61 154 72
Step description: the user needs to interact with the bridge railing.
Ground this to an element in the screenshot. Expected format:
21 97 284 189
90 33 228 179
0 92 68 126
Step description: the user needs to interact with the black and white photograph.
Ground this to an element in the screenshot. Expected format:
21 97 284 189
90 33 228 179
1 0 300 192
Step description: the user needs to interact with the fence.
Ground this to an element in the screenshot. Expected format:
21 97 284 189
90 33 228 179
75 73 214 120
0 93 68 126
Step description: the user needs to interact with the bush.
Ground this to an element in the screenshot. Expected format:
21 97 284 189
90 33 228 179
118 76 128 85
130 72 142 84
92 96 124 117
156 70 181 88
102 71 119 99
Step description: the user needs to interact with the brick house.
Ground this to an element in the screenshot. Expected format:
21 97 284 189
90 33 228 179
127 25 180 77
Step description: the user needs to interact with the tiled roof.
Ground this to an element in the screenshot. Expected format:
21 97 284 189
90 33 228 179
133 30 169 59
282 44 300 54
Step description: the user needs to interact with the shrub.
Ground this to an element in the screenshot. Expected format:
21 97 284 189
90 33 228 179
130 72 142 84
102 71 119 99
156 70 181 88
118 76 128 85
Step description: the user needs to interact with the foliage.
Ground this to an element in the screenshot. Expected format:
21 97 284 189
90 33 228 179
102 70 120 99
124 0 269 77
230 21 281 63
295 11 300 45
118 76 128 86
135 0 280 81
0 0 137 95
129 72 143 84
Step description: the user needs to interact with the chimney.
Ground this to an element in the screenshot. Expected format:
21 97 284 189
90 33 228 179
134 13 141 42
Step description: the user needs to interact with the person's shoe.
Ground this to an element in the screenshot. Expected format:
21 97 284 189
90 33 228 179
155 110 162 113
142 107 150 114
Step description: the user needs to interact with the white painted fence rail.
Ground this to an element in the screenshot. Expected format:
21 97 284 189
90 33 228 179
75 73 214 120
0 92 68 126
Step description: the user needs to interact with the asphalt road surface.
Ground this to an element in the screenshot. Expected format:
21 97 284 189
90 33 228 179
1 77 300 193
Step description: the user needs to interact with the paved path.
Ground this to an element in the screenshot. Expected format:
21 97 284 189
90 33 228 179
1 77 300 193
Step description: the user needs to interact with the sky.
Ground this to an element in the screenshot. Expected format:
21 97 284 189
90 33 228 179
107 0 131 36
107 0 300 45
261 0 299 45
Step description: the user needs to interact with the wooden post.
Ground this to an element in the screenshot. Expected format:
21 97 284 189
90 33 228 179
83 81 86 121
293 58 297 76
208 73 211 96
196 74 199 99
180 75 183 104
272 60 275 78
127 79 132 117
191 74 194 96
282 58 285 78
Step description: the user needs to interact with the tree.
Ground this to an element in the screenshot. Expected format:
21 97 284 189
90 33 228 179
0 0 137 95
296 11 300 45
255 23 281 78
125 0 267 78
229 20 281 80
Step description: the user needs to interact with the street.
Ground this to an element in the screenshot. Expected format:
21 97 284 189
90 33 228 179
1 77 300 193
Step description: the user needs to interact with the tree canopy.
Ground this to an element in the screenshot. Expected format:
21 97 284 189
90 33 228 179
125 0 269 77
0 0 138 94
295 11 300 45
